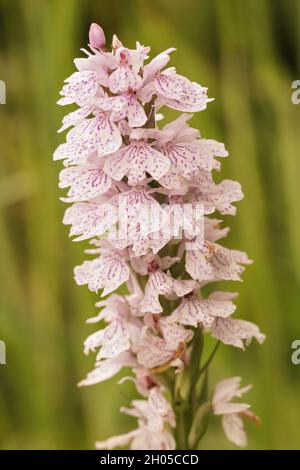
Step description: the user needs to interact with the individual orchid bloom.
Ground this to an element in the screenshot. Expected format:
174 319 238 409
212 377 260 447
87 294 132 324
211 318 266 349
55 24 265 450
140 258 194 314
155 115 228 191
118 367 160 397
83 320 131 359
149 66 213 113
96 387 175 450
96 92 148 128
157 313 194 346
170 291 236 329
186 239 252 282
108 47 144 94
58 104 95 133
96 425 175 451
59 160 112 202
78 351 137 387
63 197 118 241
136 328 185 370
104 138 170 184
84 295 143 360
74 248 130 296
203 217 230 243
67 111 122 157
191 171 244 216
53 142 90 167
57 70 100 107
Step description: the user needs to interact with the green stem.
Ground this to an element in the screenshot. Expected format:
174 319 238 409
198 341 220 376
173 339 220 449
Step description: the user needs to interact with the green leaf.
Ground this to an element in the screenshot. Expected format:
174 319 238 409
187 401 211 449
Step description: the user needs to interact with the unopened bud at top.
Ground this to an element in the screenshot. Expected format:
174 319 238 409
89 23 106 49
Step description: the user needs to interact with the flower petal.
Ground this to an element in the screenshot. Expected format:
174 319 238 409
59 165 111 201
74 253 130 295
211 318 266 349
53 143 89 166
222 414 247 447
105 140 170 184
67 113 122 157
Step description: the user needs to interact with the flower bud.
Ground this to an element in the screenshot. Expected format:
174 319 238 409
89 23 106 49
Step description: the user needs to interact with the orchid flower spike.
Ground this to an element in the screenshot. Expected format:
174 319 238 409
54 23 265 450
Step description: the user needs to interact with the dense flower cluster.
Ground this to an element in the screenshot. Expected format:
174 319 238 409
54 23 265 449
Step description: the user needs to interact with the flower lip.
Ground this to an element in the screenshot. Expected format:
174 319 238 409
147 260 159 273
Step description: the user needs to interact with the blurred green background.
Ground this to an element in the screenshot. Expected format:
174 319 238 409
1 0 300 449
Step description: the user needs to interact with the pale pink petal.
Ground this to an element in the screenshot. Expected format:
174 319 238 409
53 143 89 166
104 140 170 184
141 271 173 314
211 318 266 349
209 291 238 302
204 218 230 243
158 143 199 190
171 278 194 298
127 94 147 127
95 430 139 450
58 71 99 106
143 48 176 83
136 330 175 369
158 315 193 346
83 330 105 355
108 66 142 94
131 429 176 450
171 295 236 328
222 414 247 447
59 165 111 201
97 93 147 127
192 172 244 216
155 69 212 112
74 253 130 295
186 241 251 282
78 351 136 386
213 377 243 404
98 320 131 359
147 388 176 429
215 402 250 416
63 201 117 241
197 139 228 171
67 113 122 157
58 105 93 132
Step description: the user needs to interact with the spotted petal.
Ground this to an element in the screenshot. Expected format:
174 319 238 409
53 143 89 166
78 351 136 386
211 318 266 349
171 295 236 328
74 252 130 295
67 113 122 157
59 165 112 201
186 241 251 282
63 201 117 241
58 71 99 107
104 140 170 184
